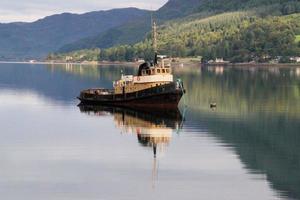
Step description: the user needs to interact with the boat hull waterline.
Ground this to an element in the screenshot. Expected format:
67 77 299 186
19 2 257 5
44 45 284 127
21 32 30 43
78 82 185 108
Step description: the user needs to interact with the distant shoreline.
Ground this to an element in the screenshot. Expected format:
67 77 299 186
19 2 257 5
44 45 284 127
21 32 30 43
1 60 300 68
203 62 300 68
0 61 138 66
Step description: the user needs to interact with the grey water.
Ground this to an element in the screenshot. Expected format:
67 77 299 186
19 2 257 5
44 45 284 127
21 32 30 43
0 63 299 200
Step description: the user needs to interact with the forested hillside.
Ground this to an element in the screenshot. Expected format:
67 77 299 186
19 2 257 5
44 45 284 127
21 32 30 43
51 0 300 63
57 0 204 53
196 0 300 12
153 6 300 62
3 0 300 61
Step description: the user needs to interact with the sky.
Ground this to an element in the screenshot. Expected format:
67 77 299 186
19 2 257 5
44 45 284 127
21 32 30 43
0 0 168 23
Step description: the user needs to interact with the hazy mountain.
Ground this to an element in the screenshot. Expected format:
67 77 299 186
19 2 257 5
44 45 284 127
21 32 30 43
58 15 152 53
58 0 203 53
0 8 149 60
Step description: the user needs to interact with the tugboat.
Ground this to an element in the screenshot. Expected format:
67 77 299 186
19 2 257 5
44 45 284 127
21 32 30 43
78 21 185 108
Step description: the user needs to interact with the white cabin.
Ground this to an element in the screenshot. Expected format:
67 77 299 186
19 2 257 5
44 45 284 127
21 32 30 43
114 57 173 94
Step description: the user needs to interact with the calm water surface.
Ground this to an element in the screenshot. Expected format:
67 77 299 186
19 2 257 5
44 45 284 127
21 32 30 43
0 63 299 200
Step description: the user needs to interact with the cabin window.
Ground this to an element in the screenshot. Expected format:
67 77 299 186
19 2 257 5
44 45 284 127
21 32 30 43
151 69 155 74
146 69 151 75
166 69 170 73
162 69 166 73
157 69 161 73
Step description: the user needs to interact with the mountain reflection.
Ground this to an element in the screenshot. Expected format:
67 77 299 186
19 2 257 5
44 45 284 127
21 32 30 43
178 66 300 199
190 111 300 200
177 66 300 116
79 105 182 157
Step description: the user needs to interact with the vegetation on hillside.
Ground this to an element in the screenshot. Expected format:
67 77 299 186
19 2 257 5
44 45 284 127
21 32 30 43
50 1 300 63
296 35 300 43
57 0 206 53
47 49 100 62
50 14 300 63
197 0 300 13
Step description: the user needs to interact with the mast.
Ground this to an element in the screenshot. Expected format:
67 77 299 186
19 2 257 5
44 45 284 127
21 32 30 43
152 16 158 65
152 21 158 54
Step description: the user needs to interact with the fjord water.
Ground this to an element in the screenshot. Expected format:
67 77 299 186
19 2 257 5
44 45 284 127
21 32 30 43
0 63 299 200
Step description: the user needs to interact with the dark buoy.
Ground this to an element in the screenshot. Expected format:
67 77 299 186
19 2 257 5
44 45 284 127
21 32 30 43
210 103 217 108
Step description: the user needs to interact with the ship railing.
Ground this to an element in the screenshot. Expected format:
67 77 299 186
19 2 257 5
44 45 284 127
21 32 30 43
83 88 114 95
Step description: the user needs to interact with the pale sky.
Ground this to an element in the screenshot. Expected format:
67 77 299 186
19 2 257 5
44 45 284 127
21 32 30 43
0 0 168 23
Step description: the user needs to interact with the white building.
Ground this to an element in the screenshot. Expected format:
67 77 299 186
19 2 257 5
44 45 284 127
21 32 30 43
290 57 300 63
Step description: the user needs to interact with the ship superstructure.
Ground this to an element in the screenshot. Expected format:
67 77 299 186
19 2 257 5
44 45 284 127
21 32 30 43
78 21 185 108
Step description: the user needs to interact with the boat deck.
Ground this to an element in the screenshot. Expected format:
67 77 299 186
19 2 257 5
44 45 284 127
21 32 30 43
78 82 185 108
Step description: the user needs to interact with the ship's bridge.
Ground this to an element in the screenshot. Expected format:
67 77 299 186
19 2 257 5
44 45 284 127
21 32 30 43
113 57 173 94
134 56 173 83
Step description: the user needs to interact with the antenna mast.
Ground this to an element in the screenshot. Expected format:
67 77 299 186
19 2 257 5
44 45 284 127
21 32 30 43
152 21 158 53
151 13 158 65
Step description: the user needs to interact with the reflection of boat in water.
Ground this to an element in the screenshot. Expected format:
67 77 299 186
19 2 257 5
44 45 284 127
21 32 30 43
78 21 185 108
79 105 182 157
79 104 184 188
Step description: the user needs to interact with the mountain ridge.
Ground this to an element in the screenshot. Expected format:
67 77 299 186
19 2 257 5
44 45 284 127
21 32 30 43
0 7 149 60
58 0 299 54
58 0 205 53
51 0 300 63
1 0 300 60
